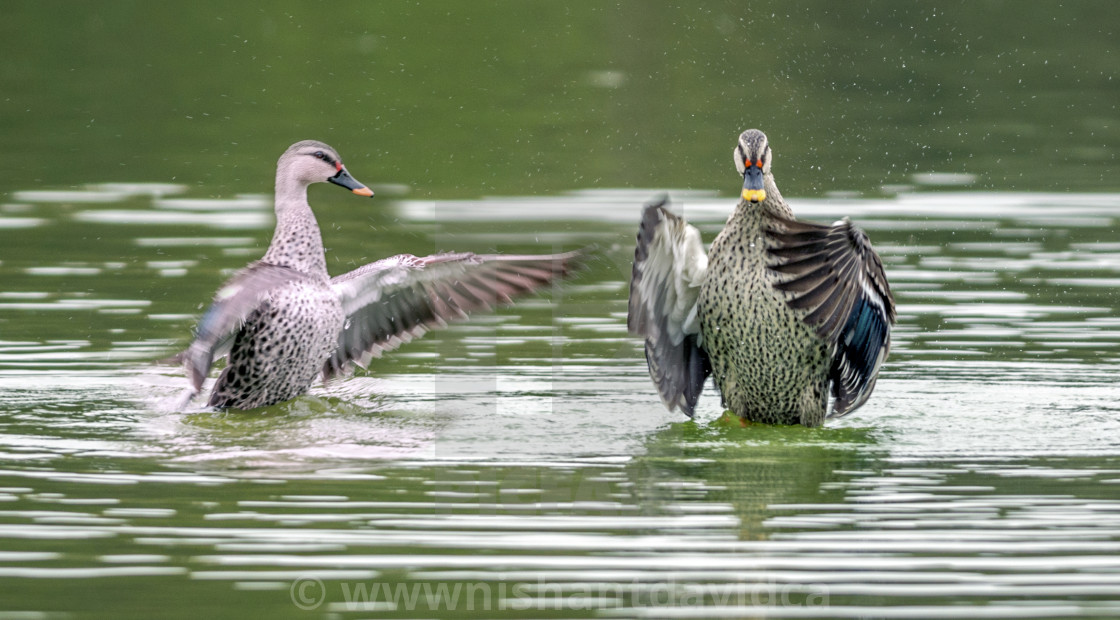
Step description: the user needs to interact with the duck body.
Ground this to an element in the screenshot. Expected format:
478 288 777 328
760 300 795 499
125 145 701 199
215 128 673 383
201 141 349 409
628 129 894 426
179 140 580 410
699 201 831 425
207 274 343 409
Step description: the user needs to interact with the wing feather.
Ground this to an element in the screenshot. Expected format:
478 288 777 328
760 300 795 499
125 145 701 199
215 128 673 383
322 250 581 380
627 196 711 417
767 217 895 417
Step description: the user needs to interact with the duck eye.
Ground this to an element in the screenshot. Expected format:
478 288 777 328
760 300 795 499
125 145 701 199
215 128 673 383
313 151 326 161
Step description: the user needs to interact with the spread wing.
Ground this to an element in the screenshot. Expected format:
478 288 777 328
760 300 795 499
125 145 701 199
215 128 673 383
322 250 582 380
767 217 895 417
627 197 711 417
182 262 310 393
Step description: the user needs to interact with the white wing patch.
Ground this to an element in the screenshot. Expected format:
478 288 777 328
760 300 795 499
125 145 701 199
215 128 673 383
628 198 712 417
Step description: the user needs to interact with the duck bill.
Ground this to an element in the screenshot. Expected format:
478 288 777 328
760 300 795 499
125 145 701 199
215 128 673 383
741 167 766 203
329 168 374 197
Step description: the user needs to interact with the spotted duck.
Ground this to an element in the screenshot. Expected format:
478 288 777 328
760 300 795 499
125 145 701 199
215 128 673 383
628 129 895 426
179 140 579 410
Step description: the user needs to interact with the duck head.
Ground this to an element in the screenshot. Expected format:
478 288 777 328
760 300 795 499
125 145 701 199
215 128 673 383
278 140 374 197
733 129 772 204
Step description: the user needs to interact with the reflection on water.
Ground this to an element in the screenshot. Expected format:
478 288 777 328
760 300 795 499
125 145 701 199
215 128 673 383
2 186 1120 618
3 449 1120 617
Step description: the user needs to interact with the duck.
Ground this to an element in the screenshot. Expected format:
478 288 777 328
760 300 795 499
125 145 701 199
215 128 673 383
627 129 895 426
178 140 579 410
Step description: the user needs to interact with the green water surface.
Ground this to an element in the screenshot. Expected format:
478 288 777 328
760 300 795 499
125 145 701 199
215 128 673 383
1 2 1119 619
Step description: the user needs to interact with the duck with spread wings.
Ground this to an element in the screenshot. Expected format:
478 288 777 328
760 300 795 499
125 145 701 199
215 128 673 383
178 140 580 410
628 129 894 426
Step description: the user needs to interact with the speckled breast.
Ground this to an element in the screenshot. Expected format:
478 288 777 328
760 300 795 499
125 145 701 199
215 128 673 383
697 214 831 425
209 279 344 409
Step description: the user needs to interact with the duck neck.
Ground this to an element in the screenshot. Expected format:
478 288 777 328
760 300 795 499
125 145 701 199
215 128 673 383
734 173 792 221
261 176 329 279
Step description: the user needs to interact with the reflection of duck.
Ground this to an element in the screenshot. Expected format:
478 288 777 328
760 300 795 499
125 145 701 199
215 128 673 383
629 129 894 426
632 421 878 542
178 140 579 410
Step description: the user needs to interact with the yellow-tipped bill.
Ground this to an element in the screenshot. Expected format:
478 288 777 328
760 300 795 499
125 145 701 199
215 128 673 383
328 168 375 197
741 162 765 203
742 189 767 203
